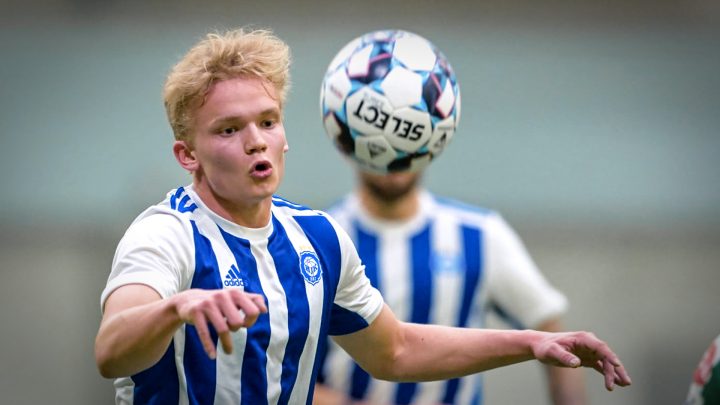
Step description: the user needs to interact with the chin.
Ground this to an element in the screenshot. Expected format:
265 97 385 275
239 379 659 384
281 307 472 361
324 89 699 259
255 182 280 199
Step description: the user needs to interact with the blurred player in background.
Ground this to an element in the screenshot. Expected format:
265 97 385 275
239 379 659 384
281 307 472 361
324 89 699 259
686 333 720 404
94 27 629 404
315 168 587 405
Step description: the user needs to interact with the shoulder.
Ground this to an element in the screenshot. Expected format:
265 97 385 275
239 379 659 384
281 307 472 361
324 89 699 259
271 195 341 230
271 195 316 212
271 195 335 226
272 195 352 233
325 194 353 216
123 187 198 243
425 194 527 245
429 193 498 224
272 195 357 260
323 194 356 230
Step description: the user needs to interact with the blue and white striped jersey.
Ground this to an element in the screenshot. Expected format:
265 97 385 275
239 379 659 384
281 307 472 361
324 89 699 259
101 185 384 405
319 190 568 405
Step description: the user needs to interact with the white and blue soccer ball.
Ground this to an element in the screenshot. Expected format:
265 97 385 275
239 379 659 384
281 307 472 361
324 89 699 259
320 29 461 173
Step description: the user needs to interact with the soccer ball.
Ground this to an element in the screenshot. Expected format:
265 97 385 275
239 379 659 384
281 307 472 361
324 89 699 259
320 29 461 173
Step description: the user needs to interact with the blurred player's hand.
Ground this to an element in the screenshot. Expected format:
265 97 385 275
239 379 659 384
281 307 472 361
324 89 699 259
531 331 631 391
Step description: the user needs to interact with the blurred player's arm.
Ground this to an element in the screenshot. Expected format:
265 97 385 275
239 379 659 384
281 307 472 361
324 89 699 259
538 318 587 405
333 304 630 391
313 383 351 405
94 284 266 378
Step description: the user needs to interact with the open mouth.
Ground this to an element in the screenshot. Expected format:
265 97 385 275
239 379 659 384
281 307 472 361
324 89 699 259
251 160 273 178
254 162 270 171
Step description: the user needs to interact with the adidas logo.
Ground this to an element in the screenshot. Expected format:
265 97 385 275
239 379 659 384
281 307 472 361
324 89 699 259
224 264 245 287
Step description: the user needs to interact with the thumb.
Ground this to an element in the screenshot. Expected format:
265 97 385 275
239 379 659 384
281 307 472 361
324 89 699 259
547 344 581 368
563 354 581 368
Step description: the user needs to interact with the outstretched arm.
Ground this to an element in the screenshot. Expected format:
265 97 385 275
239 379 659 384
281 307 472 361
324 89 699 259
94 284 267 378
333 305 630 391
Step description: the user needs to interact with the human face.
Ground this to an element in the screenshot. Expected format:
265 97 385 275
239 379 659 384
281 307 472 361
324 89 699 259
178 76 288 214
359 170 421 203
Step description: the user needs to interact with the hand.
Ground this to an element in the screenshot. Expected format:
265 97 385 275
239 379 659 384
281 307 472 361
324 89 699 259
172 288 268 359
532 331 632 391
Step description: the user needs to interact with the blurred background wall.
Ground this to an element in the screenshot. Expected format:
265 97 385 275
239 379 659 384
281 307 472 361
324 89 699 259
1 0 718 404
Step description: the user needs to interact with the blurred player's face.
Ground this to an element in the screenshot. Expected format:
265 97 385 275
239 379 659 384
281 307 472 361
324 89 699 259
177 76 288 212
359 170 421 203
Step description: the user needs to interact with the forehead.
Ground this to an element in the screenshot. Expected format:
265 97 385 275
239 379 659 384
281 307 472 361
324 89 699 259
198 76 281 120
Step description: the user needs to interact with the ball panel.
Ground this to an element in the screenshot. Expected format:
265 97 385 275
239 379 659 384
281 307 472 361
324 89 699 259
355 135 397 168
381 67 423 108
435 79 457 118
427 116 455 155
393 34 437 71
346 87 394 137
323 113 342 138
384 107 432 152
323 68 353 113
361 52 392 84
421 73 442 116
347 44 374 78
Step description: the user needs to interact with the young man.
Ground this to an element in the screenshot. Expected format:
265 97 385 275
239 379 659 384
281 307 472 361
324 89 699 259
94 28 631 404
315 171 586 404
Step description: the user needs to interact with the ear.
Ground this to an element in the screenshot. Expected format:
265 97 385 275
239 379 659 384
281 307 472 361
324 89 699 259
173 140 199 172
283 143 289 152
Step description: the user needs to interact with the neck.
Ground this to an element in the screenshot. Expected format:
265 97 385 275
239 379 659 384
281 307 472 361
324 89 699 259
358 185 420 221
193 182 272 228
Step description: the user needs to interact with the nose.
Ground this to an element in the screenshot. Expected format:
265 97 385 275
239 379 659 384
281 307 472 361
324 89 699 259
243 124 268 154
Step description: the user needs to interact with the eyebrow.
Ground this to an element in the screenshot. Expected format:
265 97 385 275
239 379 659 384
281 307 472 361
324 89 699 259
209 108 281 127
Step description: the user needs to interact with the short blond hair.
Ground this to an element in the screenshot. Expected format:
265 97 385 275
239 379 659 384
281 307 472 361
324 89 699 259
163 28 291 141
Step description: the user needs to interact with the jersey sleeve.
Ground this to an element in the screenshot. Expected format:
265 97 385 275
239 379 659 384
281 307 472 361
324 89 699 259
100 211 194 312
484 214 568 329
325 214 384 335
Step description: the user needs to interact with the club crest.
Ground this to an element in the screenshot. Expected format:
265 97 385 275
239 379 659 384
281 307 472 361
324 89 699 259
432 252 463 274
299 251 322 285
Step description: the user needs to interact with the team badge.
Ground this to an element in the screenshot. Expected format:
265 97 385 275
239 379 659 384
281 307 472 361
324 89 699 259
432 252 462 274
299 251 322 285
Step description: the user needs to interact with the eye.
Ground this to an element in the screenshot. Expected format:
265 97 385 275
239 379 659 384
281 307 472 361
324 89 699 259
260 119 277 129
220 126 237 136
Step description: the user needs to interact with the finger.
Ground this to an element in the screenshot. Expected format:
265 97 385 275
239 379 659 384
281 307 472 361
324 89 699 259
591 341 628 375
247 294 269 326
596 346 631 386
544 343 581 368
231 292 266 327
239 293 267 315
191 310 217 359
246 292 268 313
217 331 234 355
614 364 632 386
603 359 615 391
204 304 233 355
217 293 246 331
564 354 581 368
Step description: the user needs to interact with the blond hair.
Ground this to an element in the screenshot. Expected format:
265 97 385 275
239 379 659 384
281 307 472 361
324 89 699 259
163 28 291 141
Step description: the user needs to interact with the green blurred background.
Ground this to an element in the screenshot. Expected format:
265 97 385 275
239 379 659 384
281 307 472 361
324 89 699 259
1 0 718 404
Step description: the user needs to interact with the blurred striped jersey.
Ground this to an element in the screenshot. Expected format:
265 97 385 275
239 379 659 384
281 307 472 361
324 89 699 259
319 190 568 405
